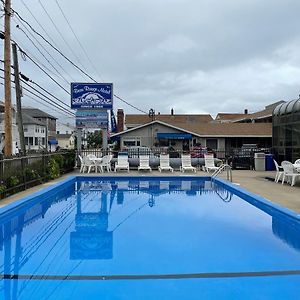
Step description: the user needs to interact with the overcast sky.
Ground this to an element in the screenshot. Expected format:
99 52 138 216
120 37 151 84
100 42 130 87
1 0 300 124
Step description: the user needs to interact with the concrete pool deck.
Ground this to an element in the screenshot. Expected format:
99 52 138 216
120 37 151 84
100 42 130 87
1 169 299 213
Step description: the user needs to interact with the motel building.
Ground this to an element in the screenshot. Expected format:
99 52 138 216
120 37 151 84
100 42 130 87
111 106 275 154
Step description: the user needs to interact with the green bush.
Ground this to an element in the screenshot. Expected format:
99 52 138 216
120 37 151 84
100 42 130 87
7 176 20 188
0 184 6 194
47 157 60 179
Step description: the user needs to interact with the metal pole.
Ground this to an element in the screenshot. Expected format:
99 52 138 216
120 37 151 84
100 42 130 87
4 0 12 156
12 43 26 156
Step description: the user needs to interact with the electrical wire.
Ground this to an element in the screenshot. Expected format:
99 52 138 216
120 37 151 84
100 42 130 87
53 0 104 81
12 8 148 114
14 18 75 82
38 0 83 67
20 0 59 48
0 80 74 118
15 23 71 85
17 45 71 95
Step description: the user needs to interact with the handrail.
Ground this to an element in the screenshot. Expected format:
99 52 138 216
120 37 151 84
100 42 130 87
211 164 232 182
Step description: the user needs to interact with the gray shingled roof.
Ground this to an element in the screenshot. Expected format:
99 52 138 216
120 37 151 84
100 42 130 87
22 108 57 119
21 113 46 126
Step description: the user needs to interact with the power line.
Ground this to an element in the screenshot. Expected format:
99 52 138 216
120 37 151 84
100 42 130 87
17 45 71 95
20 0 59 48
11 7 149 114
38 0 83 67
21 74 71 111
0 64 74 115
53 0 104 81
15 23 71 85
13 17 75 82
0 79 75 118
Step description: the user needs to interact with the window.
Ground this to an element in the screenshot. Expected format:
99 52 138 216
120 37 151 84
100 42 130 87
57 131 60 134
25 137 29 146
42 138 45 145
29 137 33 145
23 126 28 132
35 137 38 145
206 139 218 150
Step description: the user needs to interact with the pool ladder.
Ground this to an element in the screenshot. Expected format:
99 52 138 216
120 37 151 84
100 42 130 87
211 164 233 182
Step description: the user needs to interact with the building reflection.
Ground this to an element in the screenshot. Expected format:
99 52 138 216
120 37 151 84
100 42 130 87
70 183 113 260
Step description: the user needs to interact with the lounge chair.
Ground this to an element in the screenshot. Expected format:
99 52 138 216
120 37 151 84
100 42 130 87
281 161 300 186
98 155 113 172
138 155 152 172
158 154 173 172
180 154 196 173
273 159 284 183
114 154 130 172
203 154 219 173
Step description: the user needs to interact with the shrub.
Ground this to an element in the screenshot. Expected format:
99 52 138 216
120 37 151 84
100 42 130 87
7 176 20 188
47 158 60 179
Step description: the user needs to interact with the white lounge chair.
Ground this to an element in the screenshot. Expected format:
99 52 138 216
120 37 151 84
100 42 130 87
203 154 219 173
180 154 196 173
138 155 152 172
273 159 284 183
98 155 113 172
282 161 300 186
114 154 130 172
158 154 173 172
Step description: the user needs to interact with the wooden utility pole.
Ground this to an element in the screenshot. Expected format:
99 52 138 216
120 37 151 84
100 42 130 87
12 43 26 155
4 0 12 156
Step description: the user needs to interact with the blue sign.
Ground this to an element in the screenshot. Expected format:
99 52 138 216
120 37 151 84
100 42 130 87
71 83 113 109
76 110 108 128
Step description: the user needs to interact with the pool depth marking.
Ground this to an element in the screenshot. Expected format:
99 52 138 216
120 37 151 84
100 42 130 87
2 270 300 281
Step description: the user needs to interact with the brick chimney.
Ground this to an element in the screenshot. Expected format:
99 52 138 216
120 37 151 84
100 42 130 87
117 109 124 132
244 109 248 114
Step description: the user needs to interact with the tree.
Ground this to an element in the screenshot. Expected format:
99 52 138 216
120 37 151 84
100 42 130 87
87 131 102 148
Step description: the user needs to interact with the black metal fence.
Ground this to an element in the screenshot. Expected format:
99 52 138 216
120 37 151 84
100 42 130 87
0 150 75 199
78 147 271 170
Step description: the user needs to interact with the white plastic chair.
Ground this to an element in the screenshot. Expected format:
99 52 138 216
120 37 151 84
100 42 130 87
294 159 300 165
115 154 130 172
281 161 300 186
203 154 219 173
82 156 96 173
180 154 196 173
78 155 84 173
98 155 113 172
138 155 152 172
273 159 284 183
158 154 173 172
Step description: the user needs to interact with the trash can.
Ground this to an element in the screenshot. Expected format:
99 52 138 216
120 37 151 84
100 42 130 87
265 154 275 171
254 152 266 171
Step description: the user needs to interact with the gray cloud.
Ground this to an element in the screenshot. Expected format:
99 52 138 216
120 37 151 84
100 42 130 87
1 0 300 121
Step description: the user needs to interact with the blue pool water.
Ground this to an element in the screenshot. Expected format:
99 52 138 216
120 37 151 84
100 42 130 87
1 176 300 299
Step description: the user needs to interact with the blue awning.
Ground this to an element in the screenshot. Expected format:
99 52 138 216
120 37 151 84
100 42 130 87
48 139 58 145
157 133 192 140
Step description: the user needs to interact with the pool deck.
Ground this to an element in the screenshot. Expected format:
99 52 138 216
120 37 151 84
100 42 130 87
1 169 300 213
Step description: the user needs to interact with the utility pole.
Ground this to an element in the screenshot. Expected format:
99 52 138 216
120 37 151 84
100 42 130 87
12 43 26 155
4 0 12 156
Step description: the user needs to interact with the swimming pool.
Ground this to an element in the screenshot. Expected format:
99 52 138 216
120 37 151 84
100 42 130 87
1 176 300 299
